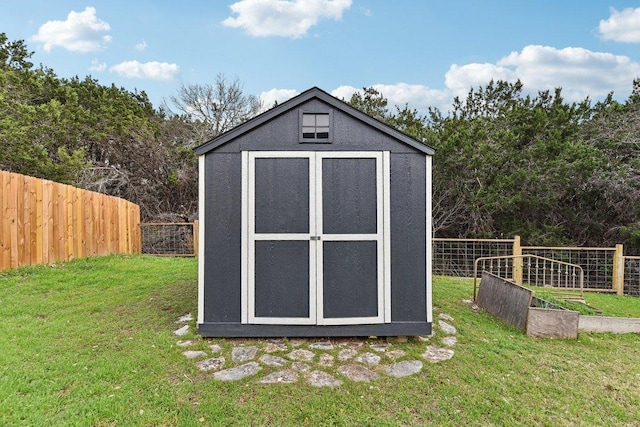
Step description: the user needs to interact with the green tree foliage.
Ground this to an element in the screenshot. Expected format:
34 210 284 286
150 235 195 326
349 87 390 122
430 80 604 245
4 30 640 246
0 33 212 219
349 81 640 249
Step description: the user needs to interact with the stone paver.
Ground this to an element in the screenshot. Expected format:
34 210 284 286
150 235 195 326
176 313 193 323
355 352 381 366
291 362 311 372
462 299 479 310
265 339 287 353
214 362 261 381
260 354 288 367
338 364 380 382
260 370 298 384
386 350 406 360
183 350 207 359
173 325 189 336
370 343 390 352
177 312 458 386
438 313 454 321
196 357 225 372
232 346 258 363
337 348 358 361
318 354 334 367
422 345 455 363
307 371 342 387
438 320 457 335
383 360 423 378
288 349 315 362
443 336 457 347
310 341 334 350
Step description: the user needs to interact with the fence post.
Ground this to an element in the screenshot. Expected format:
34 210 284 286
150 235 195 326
193 220 199 258
512 235 523 285
612 243 624 295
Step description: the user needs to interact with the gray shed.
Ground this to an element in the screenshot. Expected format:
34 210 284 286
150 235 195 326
194 87 434 337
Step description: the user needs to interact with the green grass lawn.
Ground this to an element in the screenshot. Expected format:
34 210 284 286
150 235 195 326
1 256 639 426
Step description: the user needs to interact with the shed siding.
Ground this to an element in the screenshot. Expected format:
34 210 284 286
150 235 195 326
198 89 432 336
215 99 421 155
204 153 242 322
390 153 427 321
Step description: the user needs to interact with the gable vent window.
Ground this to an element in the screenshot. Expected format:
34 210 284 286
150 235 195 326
300 111 333 143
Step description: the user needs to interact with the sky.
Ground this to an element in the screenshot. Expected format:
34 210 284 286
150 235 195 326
2 0 640 114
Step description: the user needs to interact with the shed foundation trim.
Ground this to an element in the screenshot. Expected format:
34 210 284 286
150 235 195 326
198 322 431 338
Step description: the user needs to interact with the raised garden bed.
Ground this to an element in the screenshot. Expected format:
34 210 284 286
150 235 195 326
476 272 613 339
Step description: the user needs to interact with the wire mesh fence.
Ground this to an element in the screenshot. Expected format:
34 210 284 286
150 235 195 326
140 223 196 256
623 256 640 297
433 238 623 294
432 238 516 277
520 247 615 290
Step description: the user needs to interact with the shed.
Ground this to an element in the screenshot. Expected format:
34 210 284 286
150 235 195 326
194 87 434 337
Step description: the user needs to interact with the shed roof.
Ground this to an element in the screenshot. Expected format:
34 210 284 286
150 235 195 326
194 86 435 156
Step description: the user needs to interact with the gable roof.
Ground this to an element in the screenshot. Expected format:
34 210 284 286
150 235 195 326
194 86 435 156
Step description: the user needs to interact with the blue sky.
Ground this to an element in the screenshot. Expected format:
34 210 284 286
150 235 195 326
2 1 640 114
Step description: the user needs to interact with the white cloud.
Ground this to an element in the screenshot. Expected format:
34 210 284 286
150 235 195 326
89 58 106 72
32 6 111 52
371 83 451 113
109 61 180 81
135 40 147 51
329 45 640 115
260 88 299 108
445 63 517 99
331 85 359 102
267 44 640 117
494 45 640 100
222 0 352 38
332 84 451 115
599 7 640 43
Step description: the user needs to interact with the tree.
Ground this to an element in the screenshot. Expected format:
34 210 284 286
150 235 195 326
427 80 608 245
348 86 390 122
165 74 262 146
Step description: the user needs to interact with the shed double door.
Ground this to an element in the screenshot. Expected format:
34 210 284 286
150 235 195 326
242 151 390 325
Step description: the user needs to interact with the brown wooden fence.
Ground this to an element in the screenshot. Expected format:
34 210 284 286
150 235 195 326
0 170 141 271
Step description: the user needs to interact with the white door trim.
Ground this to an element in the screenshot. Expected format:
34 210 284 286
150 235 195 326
242 151 390 326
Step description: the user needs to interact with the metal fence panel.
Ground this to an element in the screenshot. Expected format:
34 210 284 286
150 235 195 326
432 238 515 278
623 256 640 297
140 223 195 256
520 247 615 290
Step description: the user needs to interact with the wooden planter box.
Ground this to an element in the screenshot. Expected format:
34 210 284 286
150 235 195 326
477 272 579 339
526 307 579 339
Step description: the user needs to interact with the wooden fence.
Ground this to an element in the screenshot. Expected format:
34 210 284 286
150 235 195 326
0 170 141 271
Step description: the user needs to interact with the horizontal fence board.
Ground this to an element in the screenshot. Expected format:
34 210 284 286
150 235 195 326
0 170 141 272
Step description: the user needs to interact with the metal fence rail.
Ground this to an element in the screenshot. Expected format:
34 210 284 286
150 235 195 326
140 222 198 256
472 254 584 300
520 246 618 291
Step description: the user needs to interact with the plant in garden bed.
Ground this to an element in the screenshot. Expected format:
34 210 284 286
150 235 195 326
532 291 600 316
